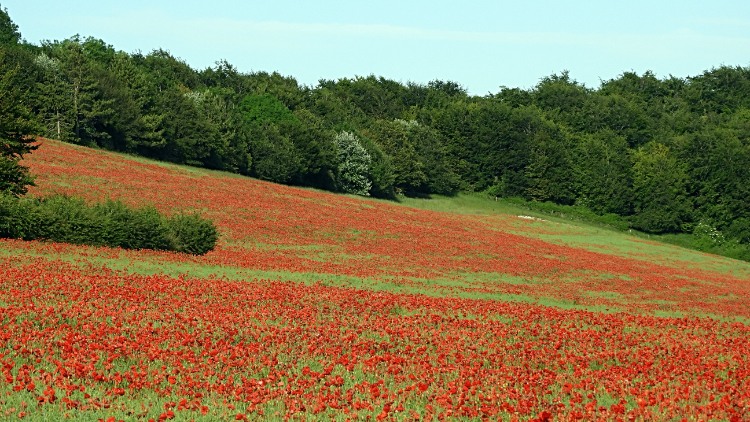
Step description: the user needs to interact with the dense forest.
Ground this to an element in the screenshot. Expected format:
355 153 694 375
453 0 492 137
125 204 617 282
1 6 749 258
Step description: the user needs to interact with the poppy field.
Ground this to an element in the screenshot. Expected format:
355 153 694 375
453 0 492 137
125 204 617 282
1 139 749 421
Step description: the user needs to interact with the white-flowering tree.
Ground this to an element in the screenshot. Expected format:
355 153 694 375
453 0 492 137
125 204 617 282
334 131 371 196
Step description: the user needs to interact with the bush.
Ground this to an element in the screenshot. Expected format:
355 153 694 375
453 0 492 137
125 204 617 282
165 213 220 255
0 193 218 255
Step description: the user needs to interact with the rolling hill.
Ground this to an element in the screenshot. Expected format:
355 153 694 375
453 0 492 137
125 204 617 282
0 139 748 421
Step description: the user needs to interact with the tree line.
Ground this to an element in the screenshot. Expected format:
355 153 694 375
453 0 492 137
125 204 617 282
1 5 749 256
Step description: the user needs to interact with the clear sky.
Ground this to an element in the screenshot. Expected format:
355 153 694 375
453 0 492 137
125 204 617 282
3 0 750 95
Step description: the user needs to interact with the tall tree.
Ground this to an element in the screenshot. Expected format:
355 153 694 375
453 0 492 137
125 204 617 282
0 4 20 46
190 88 251 173
572 131 633 215
0 47 39 195
158 88 219 166
364 119 426 193
333 131 371 196
286 109 337 188
679 124 750 236
524 120 574 204
33 53 73 141
45 38 116 146
630 142 690 233
396 119 460 195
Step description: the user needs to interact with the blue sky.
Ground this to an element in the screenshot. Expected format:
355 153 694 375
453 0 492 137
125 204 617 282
3 0 750 94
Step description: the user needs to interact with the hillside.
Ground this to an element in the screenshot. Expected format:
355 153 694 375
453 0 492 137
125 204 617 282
21 139 750 318
2 4 750 258
0 140 749 420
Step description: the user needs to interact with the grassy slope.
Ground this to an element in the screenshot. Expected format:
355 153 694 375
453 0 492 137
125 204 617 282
14 139 750 319
393 194 750 277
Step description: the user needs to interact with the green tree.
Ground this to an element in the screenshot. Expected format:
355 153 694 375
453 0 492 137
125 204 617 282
333 131 371 196
200 60 248 95
157 88 220 166
109 51 168 153
247 123 300 183
429 101 532 195
573 131 633 215
396 119 460 195
360 136 395 198
403 79 468 111
683 65 750 115
0 47 39 195
630 142 690 233
190 88 252 173
240 93 296 126
578 94 651 147
286 109 336 188
45 37 116 146
241 71 306 110
138 49 202 92
0 4 21 46
364 119 427 193
532 71 590 127
239 93 301 182
33 53 73 141
524 121 575 204
318 75 407 121
678 123 750 239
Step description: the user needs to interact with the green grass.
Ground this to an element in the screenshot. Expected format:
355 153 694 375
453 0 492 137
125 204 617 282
377 192 750 277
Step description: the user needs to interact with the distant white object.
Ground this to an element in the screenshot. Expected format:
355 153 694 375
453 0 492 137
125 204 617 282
517 215 547 221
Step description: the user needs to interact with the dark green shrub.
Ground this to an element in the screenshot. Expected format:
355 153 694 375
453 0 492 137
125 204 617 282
0 192 218 255
165 213 220 255
92 200 172 251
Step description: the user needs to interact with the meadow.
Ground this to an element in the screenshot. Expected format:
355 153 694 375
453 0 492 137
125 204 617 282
0 139 748 421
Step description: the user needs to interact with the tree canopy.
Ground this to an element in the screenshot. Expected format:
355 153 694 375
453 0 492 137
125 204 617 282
0 46 39 196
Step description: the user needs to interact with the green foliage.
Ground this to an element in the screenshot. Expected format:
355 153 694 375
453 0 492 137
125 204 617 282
661 230 750 262
396 119 460 195
365 120 427 193
165 212 220 255
240 93 297 126
357 135 395 198
240 71 305 110
532 71 589 119
0 5 20 46
38 37 118 146
430 101 531 194
0 193 218 254
155 88 219 165
33 52 74 141
572 131 633 215
333 131 371 196
138 49 202 92
318 75 407 121
248 123 300 183
684 66 750 115
677 125 750 236
630 143 690 233
0 47 39 196
403 80 468 111
524 116 574 205
286 109 337 188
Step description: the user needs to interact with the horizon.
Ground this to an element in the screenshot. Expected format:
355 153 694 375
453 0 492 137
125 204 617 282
3 0 750 95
